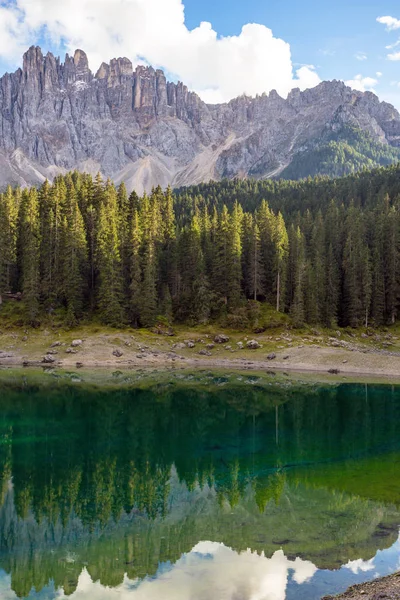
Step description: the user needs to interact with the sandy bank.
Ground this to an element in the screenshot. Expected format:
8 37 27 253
1 332 400 381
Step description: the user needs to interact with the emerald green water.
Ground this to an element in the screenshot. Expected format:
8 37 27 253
0 370 400 599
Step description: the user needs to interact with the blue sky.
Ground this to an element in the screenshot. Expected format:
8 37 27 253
0 0 399 107
183 0 400 105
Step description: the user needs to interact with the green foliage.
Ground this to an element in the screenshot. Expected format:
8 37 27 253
2 163 400 328
280 125 400 180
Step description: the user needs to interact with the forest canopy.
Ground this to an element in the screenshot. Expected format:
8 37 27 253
1 164 400 329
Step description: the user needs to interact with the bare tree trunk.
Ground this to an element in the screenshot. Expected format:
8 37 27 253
254 238 257 301
276 269 280 312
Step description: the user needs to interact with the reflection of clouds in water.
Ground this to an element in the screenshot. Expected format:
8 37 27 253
0 571 17 600
60 542 317 600
344 533 400 576
344 557 375 574
2 535 400 600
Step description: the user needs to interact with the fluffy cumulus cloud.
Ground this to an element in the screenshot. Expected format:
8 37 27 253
0 0 320 102
377 16 400 31
0 543 318 600
377 16 400 61
345 74 378 92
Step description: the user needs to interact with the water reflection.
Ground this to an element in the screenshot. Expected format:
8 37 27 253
1 537 400 600
0 373 399 598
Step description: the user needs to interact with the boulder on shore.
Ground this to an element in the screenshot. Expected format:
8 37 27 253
247 340 262 350
214 334 230 344
71 339 83 347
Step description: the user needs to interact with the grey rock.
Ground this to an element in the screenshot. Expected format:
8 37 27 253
113 349 123 358
199 349 212 356
267 353 277 360
42 354 56 363
214 334 230 344
65 348 78 354
71 339 83 347
247 340 262 349
51 341 62 347
185 341 195 348
0 46 399 193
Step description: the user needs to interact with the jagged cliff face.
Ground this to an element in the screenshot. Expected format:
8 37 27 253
0 46 400 192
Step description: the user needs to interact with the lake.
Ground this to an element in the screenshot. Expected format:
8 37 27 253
0 369 400 599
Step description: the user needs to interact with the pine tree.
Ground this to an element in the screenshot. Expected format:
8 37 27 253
159 185 177 302
138 194 158 326
19 189 41 324
61 177 88 325
0 186 18 303
249 220 265 300
228 201 243 308
257 200 277 304
274 212 288 312
290 227 306 327
96 182 125 326
129 209 142 327
385 207 400 323
212 205 231 307
117 182 131 308
39 179 64 306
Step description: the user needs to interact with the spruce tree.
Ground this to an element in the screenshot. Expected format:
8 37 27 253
274 212 288 312
19 189 41 324
96 182 125 326
290 227 306 327
61 177 88 325
0 186 18 303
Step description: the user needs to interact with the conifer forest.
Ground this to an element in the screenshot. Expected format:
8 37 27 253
1 164 400 329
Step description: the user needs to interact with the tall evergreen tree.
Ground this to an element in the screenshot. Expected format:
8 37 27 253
0 186 18 303
19 189 41 324
96 182 125 326
61 177 88 325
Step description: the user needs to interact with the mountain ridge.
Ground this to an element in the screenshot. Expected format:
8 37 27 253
0 45 399 192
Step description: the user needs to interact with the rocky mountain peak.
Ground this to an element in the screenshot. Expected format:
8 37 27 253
73 49 91 82
0 45 399 193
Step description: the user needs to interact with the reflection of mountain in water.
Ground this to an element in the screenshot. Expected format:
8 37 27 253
0 376 400 597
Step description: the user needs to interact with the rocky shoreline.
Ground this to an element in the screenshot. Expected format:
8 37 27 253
323 572 400 599
2 330 400 381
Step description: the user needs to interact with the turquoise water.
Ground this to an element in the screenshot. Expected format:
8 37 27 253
0 370 400 599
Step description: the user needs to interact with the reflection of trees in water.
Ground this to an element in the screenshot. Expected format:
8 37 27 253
0 380 400 595
0 381 399 526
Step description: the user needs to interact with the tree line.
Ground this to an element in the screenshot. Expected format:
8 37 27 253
1 166 400 328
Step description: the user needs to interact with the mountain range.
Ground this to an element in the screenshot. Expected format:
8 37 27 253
0 46 400 192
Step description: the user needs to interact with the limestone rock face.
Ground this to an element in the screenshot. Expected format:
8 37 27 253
0 46 400 193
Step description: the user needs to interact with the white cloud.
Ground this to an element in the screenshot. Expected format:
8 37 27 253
0 543 317 600
345 74 378 92
388 51 400 61
377 16 400 31
376 71 383 77
355 52 367 61
344 557 375 575
0 0 321 103
386 40 400 49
